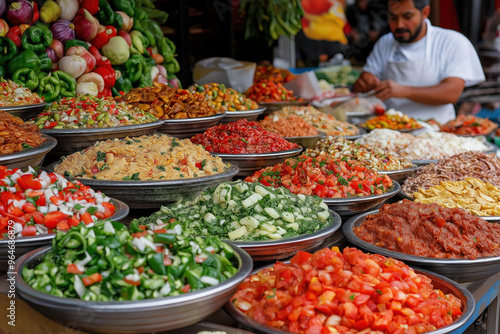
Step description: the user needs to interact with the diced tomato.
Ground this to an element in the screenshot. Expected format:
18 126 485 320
131 231 148 238
124 278 141 286
21 225 37 236
17 174 42 190
82 273 103 286
21 202 36 213
32 211 45 225
44 211 69 229
56 219 71 231
181 284 190 293
81 212 94 225
67 264 83 274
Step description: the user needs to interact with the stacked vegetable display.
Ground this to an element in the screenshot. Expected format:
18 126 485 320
0 0 180 101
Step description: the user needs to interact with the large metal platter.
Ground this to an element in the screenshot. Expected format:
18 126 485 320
259 100 311 115
378 164 420 184
41 120 164 157
45 163 239 209
0 102 47 121
224 263 474 334
220 107 266 124
283 131 326 149
231 209 341 262
212 147 303 177
411 141 497 166
157 113 226 138
322 181 400 217
343 211 500 282
0 198 128 272
397 191 500 223
0 134 57 170
14 242 253 334
342 125 366 140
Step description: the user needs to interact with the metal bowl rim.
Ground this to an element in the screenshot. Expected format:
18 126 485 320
322 181 400 205
40 119 165 135
358 124 424 133
343 210 500 265
224 262 475 334
45 163 239 187
212 147 303 160
342 126 366 140
0 133 57 163
222 107 267 116
161 113 226 124
0 197 129 246
259 99 311 107
232 209 341 248
0 102 47 111
377 164 420 175
15 241 253 309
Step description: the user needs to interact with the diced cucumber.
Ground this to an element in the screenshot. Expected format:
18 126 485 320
265 207 280 219
317 210 330 222
282 212 295 223
228 226 247 240
240 216 260 229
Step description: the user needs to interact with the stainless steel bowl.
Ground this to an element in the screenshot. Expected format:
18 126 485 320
0 134 57 170
259 100 310 115
322 181 400 217
397 191 500 223
343 211 500 282
213 147 303 177
224 264 474 334
162 322 256 334
342 126 366 141
41 120 164 157
0 198 128 272
46 163 239 209
359 124 425 134
14 242 253 334
283 132 326 149
0 102 47 121
232 209 341 262
220 108 266 124
378 164 420 184
157 113 226 138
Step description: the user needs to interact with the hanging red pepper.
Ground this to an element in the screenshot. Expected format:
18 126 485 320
97 88 112 98
96 56 111 67
6 26 22 48
80 0 100 15
105 26 117 39
90 25 109 49
88 45 102 62
93 65 115 89
30 2 39 25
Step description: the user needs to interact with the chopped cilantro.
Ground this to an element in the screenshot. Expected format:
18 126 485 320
341 156 348 162
358 183 363 190
130 172 140 180
376 289 382 295
157 165 165 171
317 180 324 185
173 167 180 171
201 159 207 168
370 185 374 194
87 206 98 215
133 139 141 143
126 140 133 145
96 151 106 162
338 175 348 186
348 293 355 301
172 138 180 147
21 143 32 150
266 288 277 300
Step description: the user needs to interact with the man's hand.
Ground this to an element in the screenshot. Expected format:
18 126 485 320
353 72 380 93
374 80 410 100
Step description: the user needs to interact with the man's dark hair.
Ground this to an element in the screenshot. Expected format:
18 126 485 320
388 0 430 10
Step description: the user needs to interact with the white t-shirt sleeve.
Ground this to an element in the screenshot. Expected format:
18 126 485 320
434 30 485 87
362 34 393 79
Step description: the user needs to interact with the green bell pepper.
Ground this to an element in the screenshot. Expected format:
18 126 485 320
96 0 116 26
53 70 77 98
165 58 180 74
7 51 41 75
38 53 53 73
157 37 175 63
130 31 146 54
123 54 144 83
112 70 132 96
111 12 123 30
22 25 53 54
0 65 5 78
111 0 135 17
132 20 154 48
37 73 61 102
64 39 89 52
143 51 156 67
12 68 39 90
138 62 153 88
147 20 164 41
0 37 18 66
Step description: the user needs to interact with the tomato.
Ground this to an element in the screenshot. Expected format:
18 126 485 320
82 273 103 286
17 174 42 190
21 225 37 236
67 264 83 274
44 211 68 229
81 212 94 225
124 278 141 286
181 284 191 293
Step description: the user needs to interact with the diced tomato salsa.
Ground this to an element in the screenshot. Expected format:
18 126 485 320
232 247 463 334
245 155 393 198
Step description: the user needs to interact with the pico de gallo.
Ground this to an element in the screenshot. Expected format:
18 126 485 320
0 166 116 238
245 155 393 198
361 111 422 131
190 119 300 154
440 115 498 136
231 247 463 334
31 94 158 129
244 81 302 103
22 220 239 301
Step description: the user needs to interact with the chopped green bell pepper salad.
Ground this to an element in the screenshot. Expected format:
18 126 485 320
133 180 333 242
22 220 239 301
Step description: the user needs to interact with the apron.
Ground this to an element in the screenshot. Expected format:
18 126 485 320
382 24 456 123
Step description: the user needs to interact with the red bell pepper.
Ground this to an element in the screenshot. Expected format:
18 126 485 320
80 0 100 15
30 2 39 25
90 25 109 49
93 65 115 89
6 26 22 48
97 87 112 98
96 56 111 67
105 26 117 38
88 45 102 62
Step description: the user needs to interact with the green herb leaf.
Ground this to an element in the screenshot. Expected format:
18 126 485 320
96 151 106 162
157 165 165 171
338 175 348 186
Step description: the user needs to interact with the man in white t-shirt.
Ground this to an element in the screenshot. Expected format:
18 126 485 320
353 0 485 123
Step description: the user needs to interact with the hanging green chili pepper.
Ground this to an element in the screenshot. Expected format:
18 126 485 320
53 70 77 97
37 73 61 103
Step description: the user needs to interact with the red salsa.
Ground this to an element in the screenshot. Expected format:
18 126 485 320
190 119 299 154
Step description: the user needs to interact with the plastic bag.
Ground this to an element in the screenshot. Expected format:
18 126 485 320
320 96 385 123
193 57 256 92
